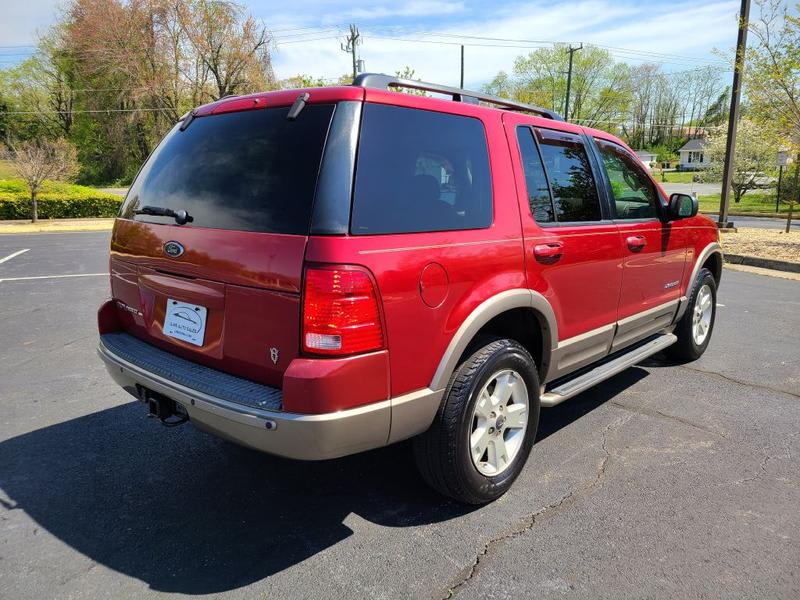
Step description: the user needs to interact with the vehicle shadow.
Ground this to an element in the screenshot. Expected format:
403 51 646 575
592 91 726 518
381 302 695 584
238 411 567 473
0 368 648 594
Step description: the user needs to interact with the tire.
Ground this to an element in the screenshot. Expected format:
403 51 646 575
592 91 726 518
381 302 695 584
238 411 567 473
413 338 540 504
667 267 717 362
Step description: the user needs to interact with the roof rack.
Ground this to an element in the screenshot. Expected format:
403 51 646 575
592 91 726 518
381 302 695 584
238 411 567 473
352 73 564 121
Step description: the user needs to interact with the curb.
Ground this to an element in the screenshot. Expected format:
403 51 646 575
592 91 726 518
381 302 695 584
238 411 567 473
725 253 800 274
700 211 790 219
0 218 115 234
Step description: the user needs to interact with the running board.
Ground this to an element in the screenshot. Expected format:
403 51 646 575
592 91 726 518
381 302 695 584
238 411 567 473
540 333 677 407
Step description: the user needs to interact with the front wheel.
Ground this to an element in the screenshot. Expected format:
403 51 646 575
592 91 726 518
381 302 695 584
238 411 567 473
667 267 717 361
413 338 540 504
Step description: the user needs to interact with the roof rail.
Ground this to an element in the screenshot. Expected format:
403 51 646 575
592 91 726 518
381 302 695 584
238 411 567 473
352 72 564 121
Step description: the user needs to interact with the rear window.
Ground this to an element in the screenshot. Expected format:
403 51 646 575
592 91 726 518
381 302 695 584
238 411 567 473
121 104 334 234
351 104 492 235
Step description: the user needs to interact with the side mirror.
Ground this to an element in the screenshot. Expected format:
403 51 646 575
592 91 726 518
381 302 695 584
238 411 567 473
667 193 698 220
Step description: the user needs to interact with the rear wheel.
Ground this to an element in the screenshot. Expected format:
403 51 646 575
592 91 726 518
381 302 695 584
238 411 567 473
667 267 717 361
413 338 540 504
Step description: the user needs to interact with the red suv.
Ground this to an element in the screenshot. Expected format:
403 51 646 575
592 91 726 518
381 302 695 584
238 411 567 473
98 74 722 504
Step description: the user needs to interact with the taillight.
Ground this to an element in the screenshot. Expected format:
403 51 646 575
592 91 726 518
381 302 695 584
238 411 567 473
302 267 384 356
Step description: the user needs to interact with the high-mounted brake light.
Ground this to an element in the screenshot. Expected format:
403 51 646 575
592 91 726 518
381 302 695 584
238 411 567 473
302 267 384 356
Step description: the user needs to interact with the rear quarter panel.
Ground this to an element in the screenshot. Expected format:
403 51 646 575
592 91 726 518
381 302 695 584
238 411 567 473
305 96 525 397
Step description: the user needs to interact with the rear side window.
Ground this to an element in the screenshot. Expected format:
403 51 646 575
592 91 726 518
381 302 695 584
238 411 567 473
516 126 555 224
534 128 601 222
351 104 492 235
121 105 334 234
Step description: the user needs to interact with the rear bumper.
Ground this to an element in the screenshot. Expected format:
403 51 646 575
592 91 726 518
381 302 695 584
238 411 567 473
98 336 441 460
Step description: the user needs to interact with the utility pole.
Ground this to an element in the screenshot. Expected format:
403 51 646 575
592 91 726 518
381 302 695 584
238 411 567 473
718 0 750 229
341 24 361 80
460 45 465 88
564 43 582 120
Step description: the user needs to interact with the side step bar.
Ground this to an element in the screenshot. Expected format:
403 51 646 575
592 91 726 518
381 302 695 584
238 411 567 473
540 333 677 407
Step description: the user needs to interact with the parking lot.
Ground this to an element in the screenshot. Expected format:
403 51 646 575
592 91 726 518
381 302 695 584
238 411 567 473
1 231 798 599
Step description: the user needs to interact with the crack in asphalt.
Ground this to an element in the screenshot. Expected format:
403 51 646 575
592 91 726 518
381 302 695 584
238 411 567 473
680 365 800 400
442 417 628 599
609 401 728 439
734 430 800 485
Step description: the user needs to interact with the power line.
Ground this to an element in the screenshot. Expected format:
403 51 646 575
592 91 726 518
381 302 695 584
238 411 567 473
362 28 727 64
360 33 725 68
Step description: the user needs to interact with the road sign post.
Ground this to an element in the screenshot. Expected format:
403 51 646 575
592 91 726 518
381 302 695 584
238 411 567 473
776 150 788 213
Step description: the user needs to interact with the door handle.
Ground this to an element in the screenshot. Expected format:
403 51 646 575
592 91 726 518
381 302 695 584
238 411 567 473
533 242 564 261
626 235 647 252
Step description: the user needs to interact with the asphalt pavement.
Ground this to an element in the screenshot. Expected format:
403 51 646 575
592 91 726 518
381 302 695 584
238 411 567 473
0 232 798 599
704 214 796 230
661 182 721 196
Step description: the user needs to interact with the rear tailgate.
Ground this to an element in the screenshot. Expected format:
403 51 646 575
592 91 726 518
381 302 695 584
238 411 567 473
110 221 304 387
108 101 337 387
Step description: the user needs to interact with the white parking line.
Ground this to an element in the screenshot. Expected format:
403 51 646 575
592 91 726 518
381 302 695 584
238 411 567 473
0 249 30 264
0 273 107 283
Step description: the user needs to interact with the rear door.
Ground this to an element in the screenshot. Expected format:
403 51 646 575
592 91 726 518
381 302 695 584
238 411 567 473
591 137 687 350
505 115 623 380
110 102 335 387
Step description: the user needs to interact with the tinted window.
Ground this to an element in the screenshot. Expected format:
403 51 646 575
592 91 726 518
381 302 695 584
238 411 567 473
516 126 554 224
596 139 659 220
351 104 492 235
121 105 334 234
534 128 601 222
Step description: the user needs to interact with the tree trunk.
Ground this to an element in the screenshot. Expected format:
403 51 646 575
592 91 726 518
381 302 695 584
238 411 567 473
786 201 795 234
30 189 38 223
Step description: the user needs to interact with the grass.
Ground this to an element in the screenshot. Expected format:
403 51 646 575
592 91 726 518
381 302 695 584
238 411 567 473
0 178 120 200
653 171 720 184
0 160 16 179
0 178 122 220
698 193 792 215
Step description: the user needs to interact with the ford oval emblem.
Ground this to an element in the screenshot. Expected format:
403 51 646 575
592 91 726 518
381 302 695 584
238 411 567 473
164 241 184 258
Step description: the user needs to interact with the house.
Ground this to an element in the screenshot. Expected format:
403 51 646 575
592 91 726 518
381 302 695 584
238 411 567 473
678 138 709 170
634 150 658 171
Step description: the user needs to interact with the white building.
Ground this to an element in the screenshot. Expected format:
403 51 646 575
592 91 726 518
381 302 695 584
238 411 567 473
634 150 658 171
678 138 709 170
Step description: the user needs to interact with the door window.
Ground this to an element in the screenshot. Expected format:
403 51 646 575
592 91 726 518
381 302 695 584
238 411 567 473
596 140 659 220
534 128 602 222
516 127 555 224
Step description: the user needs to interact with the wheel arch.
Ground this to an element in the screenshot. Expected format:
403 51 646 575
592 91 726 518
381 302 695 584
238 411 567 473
701 249 723 287
676 242 722 322
429 289 558 391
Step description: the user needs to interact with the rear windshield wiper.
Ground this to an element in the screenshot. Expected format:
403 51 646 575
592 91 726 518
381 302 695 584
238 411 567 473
134 205 194 225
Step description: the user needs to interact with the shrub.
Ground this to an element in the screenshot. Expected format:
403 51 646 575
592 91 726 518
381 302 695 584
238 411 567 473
0 179 123 220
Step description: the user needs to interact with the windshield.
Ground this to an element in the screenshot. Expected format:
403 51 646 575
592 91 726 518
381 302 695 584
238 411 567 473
120 104 335 235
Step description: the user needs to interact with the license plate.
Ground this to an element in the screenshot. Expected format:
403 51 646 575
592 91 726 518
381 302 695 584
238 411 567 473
163 299 207 347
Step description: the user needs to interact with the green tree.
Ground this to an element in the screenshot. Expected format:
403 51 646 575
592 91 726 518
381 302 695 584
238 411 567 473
6 138 79 222
483 45 631 127
704 119 776 204
746 0 800 230
393 66 427 96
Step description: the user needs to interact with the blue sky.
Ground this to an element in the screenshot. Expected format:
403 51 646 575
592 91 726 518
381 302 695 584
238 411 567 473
1 0 742 87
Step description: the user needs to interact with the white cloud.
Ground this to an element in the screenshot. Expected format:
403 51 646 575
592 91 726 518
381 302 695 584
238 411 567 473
271 0 740 87
346 1 464 20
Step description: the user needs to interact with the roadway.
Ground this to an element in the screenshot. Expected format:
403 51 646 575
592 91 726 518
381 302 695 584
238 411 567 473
1 231 798 599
